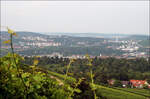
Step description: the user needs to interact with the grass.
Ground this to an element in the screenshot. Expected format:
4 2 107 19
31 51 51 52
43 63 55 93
114 87 150 97
48 71 76 84
96 85 148 99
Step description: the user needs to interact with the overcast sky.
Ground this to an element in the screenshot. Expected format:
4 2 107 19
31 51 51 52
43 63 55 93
1 1 149 35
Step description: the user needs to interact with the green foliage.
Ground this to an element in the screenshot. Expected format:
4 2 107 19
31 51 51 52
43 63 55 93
1 53 73 99
86 54 97 99
0 28 75 99
113 80 122 87
143 84 149 89
147 79 150 84
35 56 150 84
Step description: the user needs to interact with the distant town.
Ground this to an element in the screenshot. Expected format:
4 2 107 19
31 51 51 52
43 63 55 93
1 31 149 59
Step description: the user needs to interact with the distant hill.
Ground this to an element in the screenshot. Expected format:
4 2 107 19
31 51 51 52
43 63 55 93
1 31 148 39
1 31 149 57
40 32 131 38
139 40 150 47
1 31 51 37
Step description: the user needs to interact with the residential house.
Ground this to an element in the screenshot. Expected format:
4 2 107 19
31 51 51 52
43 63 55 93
107 79 115 85
130 80 148 88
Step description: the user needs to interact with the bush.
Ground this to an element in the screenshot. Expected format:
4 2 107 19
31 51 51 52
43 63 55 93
113 80 122 87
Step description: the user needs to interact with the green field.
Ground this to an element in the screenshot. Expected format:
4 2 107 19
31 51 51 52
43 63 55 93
114 87 150 97
96 85 149 99
48 71 76 84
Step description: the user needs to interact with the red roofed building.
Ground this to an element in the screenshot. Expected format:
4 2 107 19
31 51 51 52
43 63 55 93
107 79 115 85
148 85 150 89
130 80 147 88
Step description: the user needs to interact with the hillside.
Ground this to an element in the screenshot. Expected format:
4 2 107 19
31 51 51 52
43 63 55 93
48 70 150 99
1 31 149 57
139 40 150 47
46 71 150 99
40 69 150 99
1 51 150 99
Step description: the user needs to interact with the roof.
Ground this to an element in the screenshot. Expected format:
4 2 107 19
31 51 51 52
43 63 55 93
148 85 150 88
107 79 115 85
130 80 146 87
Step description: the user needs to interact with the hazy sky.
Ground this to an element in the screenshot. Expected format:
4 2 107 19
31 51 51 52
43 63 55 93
1 1 149 35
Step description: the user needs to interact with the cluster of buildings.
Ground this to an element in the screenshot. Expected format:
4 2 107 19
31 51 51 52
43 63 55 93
23 53 63 58
103 38 148 58
116 40 140 52
25 52 149 60
26 42 61 47
1 34 148 59
118 46 139 52
108 79 150 88
21 36 61 48
2 35 62 49
21 36 48 41
122 52 148 58
23 53 97 59
113 40 148 58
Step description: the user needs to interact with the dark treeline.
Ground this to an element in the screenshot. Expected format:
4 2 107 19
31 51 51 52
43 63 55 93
23 56 150 85
17 46 123 56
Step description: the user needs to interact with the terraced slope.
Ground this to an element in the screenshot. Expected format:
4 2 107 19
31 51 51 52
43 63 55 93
96 85 149 99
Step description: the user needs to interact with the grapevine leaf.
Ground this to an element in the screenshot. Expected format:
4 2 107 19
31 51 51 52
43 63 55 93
74 88 81 93
68 73 73 76
7 28 14 34
12 32 17 36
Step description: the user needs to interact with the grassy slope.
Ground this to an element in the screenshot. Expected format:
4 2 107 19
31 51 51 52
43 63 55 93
48 71 76 84
114 87 150 97
96 85 148 99
47 71 149 99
